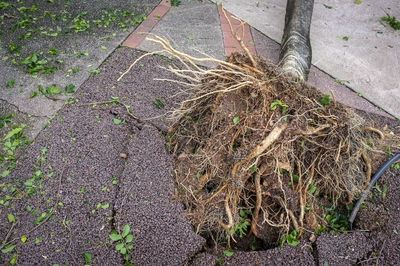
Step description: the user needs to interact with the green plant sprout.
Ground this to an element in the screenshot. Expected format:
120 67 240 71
109 224 134 265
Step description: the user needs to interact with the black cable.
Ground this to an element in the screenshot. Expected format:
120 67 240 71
349 153 400 229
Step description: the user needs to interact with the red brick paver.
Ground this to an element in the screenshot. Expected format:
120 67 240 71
123 0 170 48
218 6 256 56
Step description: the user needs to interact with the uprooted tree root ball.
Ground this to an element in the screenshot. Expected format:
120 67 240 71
119 35 400 249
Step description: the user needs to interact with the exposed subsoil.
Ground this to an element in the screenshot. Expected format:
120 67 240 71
1 47 400 265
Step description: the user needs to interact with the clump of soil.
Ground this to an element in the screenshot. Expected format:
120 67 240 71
123 35 399 249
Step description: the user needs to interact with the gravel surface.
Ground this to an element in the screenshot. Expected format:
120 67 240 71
223 242 315 265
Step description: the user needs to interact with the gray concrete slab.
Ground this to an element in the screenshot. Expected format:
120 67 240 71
0 0 160 139
251 27 391 118
212 0 400 118
137 0 225 66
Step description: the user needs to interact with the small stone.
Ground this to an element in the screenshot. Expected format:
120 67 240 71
309 234 317 243
120 153 127 158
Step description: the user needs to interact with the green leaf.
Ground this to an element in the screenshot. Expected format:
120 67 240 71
120 247 127 255
125 234 133 243
109 230 123 241
8 213 15 223
233 116 239 125
270 100 287 114
30 91 38 98
4 125 25 140
6 79 15 88
34 212 48 225
1 170 10 177
187 36 194 40
223 250 234 257
65 84 75 94
10 253 17 264
153 98 164 109
101 45 107 50
342 36 349 41
250 165 257 173
1 244 15 254
113 119 121 125
126 244 134 250
45 85 61 95
122 224 130 238
21 235 27 243
319 94 331 106
307 184 317 194
83 252 92 263
115 243 124 251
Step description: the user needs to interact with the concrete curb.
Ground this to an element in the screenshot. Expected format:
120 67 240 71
123 0 170 48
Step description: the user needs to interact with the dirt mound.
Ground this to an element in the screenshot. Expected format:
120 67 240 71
119 35 399 250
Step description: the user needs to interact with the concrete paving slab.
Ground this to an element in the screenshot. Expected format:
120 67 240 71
137 0 225 66
251 27 391 118
212 0 400 118
0 0 160 139
0 99 49 140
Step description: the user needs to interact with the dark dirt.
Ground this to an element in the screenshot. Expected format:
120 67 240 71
1 44 400 266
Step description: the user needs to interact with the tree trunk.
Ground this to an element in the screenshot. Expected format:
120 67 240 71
279 0 314 81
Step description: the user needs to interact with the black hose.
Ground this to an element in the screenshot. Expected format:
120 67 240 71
349 153 400 229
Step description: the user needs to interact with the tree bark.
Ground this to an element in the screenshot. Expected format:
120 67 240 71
279 0 314 81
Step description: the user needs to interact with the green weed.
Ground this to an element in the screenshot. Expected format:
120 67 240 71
270 99 287 114
381 13 400 30
153 98 164 109
109 224 134 265
319 94 331 106
0 114 13 129
233 209 250 238
170 0 182 7
280 229 299 247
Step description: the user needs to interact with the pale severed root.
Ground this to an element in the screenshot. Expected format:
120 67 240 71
299 163 315 238
287 209 299 230
204 184 227 205
219 189 235 235
251 165 268 237
361 126 384 140
297 161 305 237
247 124 288 160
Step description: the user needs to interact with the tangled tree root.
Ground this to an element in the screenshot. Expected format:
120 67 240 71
119 34 400 248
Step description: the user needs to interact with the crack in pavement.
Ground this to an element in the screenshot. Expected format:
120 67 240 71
0 99 51 119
